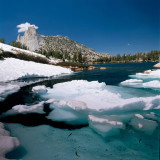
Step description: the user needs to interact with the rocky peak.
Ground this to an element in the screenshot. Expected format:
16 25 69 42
17 27 42 51
24 26 38 37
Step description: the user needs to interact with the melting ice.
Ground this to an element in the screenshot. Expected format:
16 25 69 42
8 80 158 138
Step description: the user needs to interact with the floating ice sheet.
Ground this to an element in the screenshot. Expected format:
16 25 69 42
129 69 160 79
29 80 160 136
0 84 20 101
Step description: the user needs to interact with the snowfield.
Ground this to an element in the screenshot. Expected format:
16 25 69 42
0 42 45 58
0 58 72 82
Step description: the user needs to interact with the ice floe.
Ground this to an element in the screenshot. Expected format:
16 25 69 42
121 79 143 85
0 84 20 101
5 80 159 136
11 101 45 114
142 80 160 88
32 85 48 94
47 99 88 125
21 80 159 136
37 80 160 112
130 69 160 79
89 115 125 137
129 115 158 135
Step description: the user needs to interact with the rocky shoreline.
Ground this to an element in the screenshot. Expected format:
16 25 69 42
0 122 20 160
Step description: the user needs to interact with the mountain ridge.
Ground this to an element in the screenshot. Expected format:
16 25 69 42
17 27 111 62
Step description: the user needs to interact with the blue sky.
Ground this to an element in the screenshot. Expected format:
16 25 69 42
0 0 159 55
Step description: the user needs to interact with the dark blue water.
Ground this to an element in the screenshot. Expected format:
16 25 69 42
67 62 157 85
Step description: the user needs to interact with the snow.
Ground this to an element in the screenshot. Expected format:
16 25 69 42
121 70 160 89
130 69 160 79
12 101 45 114
26 80 159 136
143 80 160 88
47 99 88 125
39 80 160 112
121 79 143 85
0 42 45 58
0 58 72 82
0 84 20 101
32 85 48 94
89 115 124 137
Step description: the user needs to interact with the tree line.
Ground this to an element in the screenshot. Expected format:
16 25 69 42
96 50 160 63
38 49 87 63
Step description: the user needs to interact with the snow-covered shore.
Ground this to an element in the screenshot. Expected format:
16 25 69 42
0 58 72 82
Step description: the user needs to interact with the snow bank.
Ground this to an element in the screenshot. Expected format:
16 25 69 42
0 42 45 58
0 58 72 82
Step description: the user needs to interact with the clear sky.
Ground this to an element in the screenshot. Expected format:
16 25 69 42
0 0 159 55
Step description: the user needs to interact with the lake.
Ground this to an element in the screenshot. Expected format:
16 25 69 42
0 62 159 160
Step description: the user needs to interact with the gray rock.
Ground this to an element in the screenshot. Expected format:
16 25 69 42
17 26 43 51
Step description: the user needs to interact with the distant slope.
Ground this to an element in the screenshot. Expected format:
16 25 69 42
17 27 111 62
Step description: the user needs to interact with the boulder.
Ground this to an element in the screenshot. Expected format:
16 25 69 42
153 63 160 68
